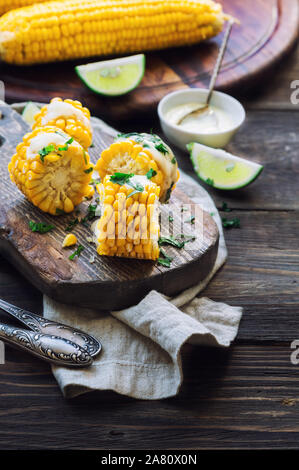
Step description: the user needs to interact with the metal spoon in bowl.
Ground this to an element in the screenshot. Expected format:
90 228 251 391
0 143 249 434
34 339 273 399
177 18 234 127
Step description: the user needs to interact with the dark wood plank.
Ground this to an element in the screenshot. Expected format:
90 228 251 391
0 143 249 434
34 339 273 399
0 343 299 449
0 103 219 310
2 0 299 120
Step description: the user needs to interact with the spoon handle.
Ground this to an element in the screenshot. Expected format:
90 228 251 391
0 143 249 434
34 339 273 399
206 18 234 105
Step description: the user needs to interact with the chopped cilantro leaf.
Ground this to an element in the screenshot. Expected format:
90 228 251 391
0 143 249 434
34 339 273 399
155 142 168 154
146 168 157 179
58 137 74 152
29 220 54 233
168 215 174 222
65 218 79 232
158 248 173 267
165 183 174 202
87 203 97 220
221 202 231 212
38 144 55 163
158 236 184 249
69 245 84 260
171 156 177 164
206 178 214 186
222 217 240 229
110 172 134 185
84 167 93 174
127 182 144 199
186 215 195 224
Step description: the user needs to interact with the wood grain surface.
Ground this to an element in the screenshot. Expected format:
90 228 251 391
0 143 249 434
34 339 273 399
2 0 299 120
0 103 218 310
0 24 298 452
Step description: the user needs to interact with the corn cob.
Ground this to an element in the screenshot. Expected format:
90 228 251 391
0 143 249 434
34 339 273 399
95 133 179 202
0 0 48 16
94 174 160 260
8 126 93 215
0 0 227 65
33 98 93 150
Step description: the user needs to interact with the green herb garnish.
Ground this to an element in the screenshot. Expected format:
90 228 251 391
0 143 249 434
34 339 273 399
87 203 97 220
38 144 55 163
127 182 144 199
110 172 134 185
157 248 173 268
58 137 74 152
221 202 231 212
206 178 214 186
84 167 93 174
146 168 157 179
171 156 177 164
69 245 84 260
186 215 195 224
65 218 79 232
116 132 143 142
29 221 54 234
155 142 168 154
159 236 184 249
222 217 240 229
165 183 174 202
168 215 174 222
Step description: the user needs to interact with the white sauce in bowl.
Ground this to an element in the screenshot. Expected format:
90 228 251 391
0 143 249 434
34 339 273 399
165 102 233 134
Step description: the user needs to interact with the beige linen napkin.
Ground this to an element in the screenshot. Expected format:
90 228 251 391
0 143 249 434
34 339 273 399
12 104 242 400
44 169 242 400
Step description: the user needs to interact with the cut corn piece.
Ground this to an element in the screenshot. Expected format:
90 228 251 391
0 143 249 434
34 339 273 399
0 0 227 65
62 233 77 247
94 174 160 260
8 126 93 215
95 132 179 202
33 97 92 149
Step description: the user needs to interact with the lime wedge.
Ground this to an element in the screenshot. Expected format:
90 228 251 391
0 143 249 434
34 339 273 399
22 101 40 126
75 54 145 96
188 142 263 190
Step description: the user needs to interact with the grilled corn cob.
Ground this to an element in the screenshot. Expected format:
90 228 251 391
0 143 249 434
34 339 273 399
8 126 93 215
0 0 48 16
0 0 227 65
94 173 160 260
33 98 93 149
95 133 179 202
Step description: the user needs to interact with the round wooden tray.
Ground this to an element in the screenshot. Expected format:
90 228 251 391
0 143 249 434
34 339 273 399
1 0 299 120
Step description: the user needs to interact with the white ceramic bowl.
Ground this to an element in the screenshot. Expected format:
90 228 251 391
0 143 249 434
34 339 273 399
157 88 246 151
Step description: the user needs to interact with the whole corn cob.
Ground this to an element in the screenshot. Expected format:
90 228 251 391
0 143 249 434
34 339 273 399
8 126 93 215
94 173 160 260
33 98 93 149
0 0 227 65
0 0 49 16
95 133 179 202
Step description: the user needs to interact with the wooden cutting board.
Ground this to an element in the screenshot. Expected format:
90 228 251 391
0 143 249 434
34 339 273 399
0 102 219 310
2 0 298 121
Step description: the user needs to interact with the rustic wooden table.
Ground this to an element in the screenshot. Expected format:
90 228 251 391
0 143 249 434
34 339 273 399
0 43 298 450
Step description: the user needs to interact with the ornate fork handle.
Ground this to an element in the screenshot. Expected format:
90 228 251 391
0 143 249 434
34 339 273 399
0 322 93 367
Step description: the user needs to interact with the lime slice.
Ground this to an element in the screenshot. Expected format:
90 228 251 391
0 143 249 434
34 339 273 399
22 101 40 126
75 54 145 96
188 142 263 190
